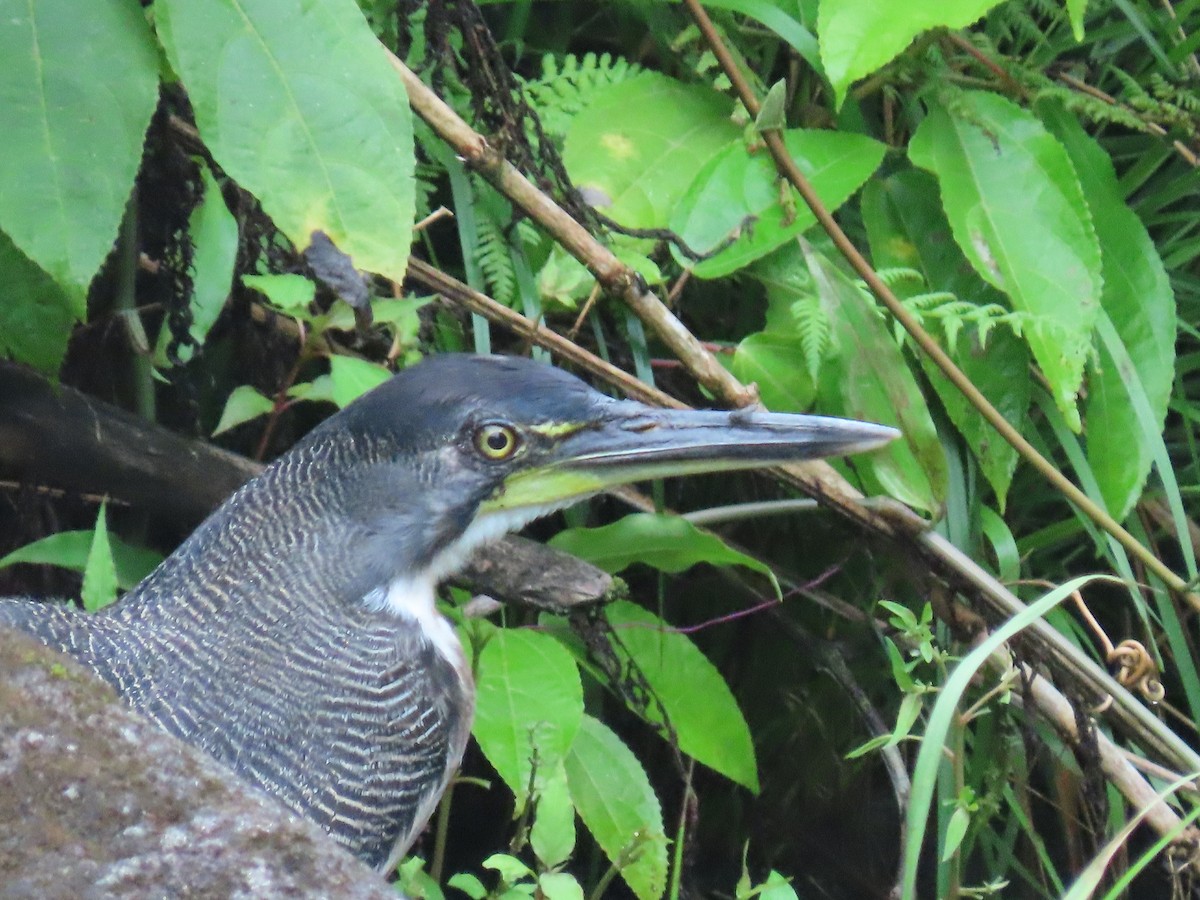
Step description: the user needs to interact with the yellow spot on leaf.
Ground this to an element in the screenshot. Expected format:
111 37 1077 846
600 132 636 159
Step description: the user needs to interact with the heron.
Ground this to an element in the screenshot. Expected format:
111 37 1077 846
0 353 897 870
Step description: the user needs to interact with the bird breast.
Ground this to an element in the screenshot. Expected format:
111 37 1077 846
362 575 470 691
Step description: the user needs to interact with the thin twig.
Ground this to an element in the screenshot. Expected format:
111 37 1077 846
680 0 1200 614
1056 72 1199 167
389 40 1200 777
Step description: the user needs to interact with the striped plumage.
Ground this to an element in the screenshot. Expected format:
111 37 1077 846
1 353 898 871
0 418 473 869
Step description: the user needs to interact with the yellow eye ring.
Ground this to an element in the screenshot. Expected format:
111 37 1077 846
474 423 521 460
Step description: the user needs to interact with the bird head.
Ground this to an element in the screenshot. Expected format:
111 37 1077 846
291 354 898 595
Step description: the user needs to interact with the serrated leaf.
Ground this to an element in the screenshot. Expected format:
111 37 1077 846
482 853 535 883
0 531 163 592
671 129 885 279
909 93 1101 431
802 241 947 513
861 169 1029 508
242 273 316 313
213 384 275 436
730 332 817 412
564 715 667 900
446 873 487 900
0 229 76 374
537 245 593 309
371 297 425 334
188 170 240 348
531 758 576 870
603 600 760 792
156 170 241 368
287 375 336 404
537 873 584 900
0 0 158 297
156 0 415 283
329 355 392 408
549 513 779 597
563 72 740 230
818 0 1005 108
1039 102 1176 520
397 858 446 900
473 629 583 808
81 502 118 612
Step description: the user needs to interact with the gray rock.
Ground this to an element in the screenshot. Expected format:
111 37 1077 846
0 626 396 900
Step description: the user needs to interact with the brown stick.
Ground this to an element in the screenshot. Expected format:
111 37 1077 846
387 41 1200 805
679 0 1199 615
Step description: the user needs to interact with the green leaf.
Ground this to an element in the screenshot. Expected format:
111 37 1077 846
892 692 925 744
473 629 584 807
329 355 392 407
1066 0 1088 41
818 0 1005 108
941 804 971 861
0 229 76 374
531 758 576 870
482 853 535 884
755 79 788 132
287 375 336 405
537 873 584 900
730 333 817 413
187 170 240 349
563 71 739 230
901 574 1109 899
370 297 425 336
397 858 446 900
0 531 163 592
81 503 119 613
213 384 275 436
979 506 1020 584
699 0 822 73
549 513 779 597
564 715 668 900
861 169 1030 508
671 129 885 279
156 0 415 283
537 245 594 309
0 0 159 296
602 600 760 792
802 241 947 513
909 92 1102 431
446 873 487 900
759 871 800 900
242 273 316 313
1039 102 1176 520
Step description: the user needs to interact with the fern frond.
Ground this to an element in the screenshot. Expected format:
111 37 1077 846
520 52 643 138
874 267 927 289
476 214 517 307
790 297 833 384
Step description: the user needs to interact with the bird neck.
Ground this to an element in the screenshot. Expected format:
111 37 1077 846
110 440 476 678
362 574 463 673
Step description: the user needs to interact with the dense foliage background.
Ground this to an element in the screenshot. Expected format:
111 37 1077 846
1 0 1198 897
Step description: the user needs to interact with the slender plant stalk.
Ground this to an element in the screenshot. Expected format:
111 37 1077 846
385 37 1200 849
678 0 1200 615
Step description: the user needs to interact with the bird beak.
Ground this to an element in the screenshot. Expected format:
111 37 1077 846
482 402 900 513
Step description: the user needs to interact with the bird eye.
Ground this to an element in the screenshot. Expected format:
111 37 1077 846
473 422 521 460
